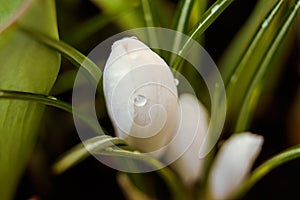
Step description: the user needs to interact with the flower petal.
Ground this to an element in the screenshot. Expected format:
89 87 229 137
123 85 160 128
208 132 264 200
164 93 209 187
103 37 179 157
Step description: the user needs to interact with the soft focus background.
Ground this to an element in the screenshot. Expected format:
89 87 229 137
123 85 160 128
14 0 299 199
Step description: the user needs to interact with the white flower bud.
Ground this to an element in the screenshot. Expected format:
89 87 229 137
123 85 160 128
208 132 264 200
103 37 179 157
164 93 209 187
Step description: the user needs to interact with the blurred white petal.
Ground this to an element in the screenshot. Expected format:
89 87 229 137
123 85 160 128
208 132 264 200
103 37 179 157
164 93 209 187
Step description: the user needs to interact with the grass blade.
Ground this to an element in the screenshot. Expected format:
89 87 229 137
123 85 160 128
140 0 156 27
224 0 283 129
97 148 187 200
189 1 207 27
169 0 195 64
172 0 195 32
235 1 300 132
231 144 300 199
140 0 159 49
220 0 280 85
0 0 31 33
53 135 126 174
0 90 72 113
117 173 155 200
21 29 102 84
172 0 234 71
0 89 101 134
0 0 60 198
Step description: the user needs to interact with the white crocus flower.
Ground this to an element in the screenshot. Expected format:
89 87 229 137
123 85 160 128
103 37 264 199
208 132 264 200
164 93 209 187
103 37 179 157
164 94 263 194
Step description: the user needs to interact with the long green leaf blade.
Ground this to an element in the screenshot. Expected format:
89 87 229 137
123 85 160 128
0 90 72 113
53 135 126 174
224 0 283 129
0 0 60 199
140 0 159 49
231 144 300 199
97 148 186 200
226 0 283 90
235 1 300 132
0 89 101 135
0 0 31 33
21 29 102 83
140 0 155 27
172 0 234 71
220 0 280 84
169 0 195 64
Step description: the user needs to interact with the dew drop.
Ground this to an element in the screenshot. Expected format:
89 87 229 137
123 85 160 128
262 20 269 28
174 78 179 86
211 4 220 14
49 96 58 101
134 95 147 107
130 36 138 40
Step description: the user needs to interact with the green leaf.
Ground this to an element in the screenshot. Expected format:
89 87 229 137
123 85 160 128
231 144 300 199
0 0 31 33
117 173 155 200
140 0 159 49
96 148 187 200
55 134 187 199
22 29 102 85
172 0 195 33
235 0 300 132
0 90 72 113
172 0 234 71
53 135 126 174
220 0 280 84
0 89 101 135
189 0 207 28
140 0 156 28
168 0 195 64
0 0 60 199
223 0 284 130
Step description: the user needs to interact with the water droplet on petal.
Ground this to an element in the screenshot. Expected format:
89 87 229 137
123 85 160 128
134 95 147 107
174 79 179 86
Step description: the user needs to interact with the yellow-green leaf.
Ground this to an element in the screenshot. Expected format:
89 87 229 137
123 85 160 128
0 0 31 33
0 0 60 199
